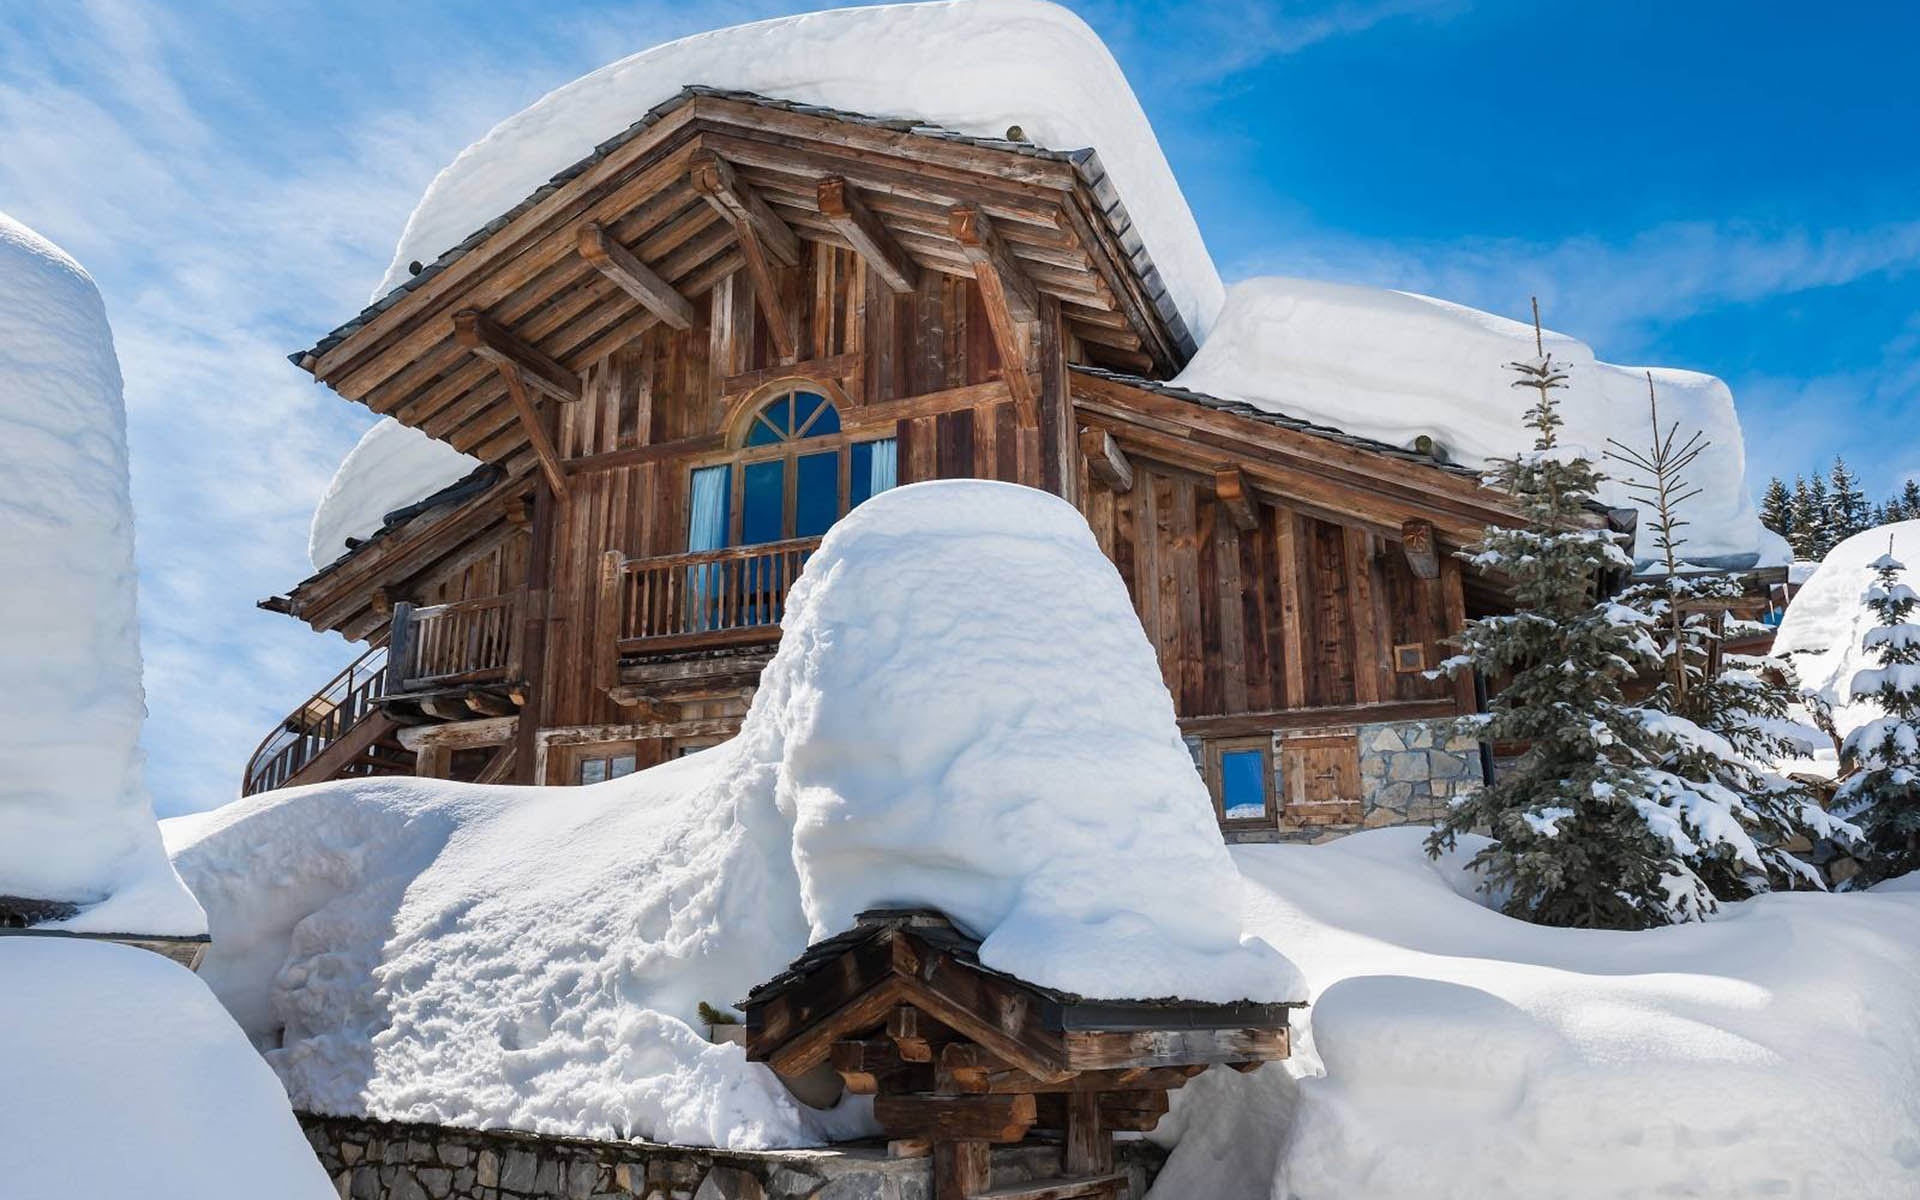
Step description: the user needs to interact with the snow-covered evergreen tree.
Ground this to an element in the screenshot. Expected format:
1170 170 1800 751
1429 305 1726 929
1833 544 1920 880
1827 456 1871 543
1806 475 1833 556
1760 475 1794 541
1788 476 1822 559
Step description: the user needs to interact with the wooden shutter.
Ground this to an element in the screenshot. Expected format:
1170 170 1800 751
1279 731 1362 826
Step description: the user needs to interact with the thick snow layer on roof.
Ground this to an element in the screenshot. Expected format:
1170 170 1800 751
0 211 202 937
375 0 1220 337
1775 520 1920 736
1145 830 1920 1200
1 938 335 1199
308 416 478 569
169 481 1293 1143
1175 277 1788 569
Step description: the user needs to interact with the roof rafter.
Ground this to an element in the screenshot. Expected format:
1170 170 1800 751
817 176 919 294
575 220 696 330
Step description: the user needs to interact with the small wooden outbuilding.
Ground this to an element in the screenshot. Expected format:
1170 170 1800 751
741 909 1300 1200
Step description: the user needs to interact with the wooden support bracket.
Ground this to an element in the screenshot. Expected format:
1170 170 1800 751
500 366 569 501
1080 428 1134 494
949 204 1040 424
1215 465 1258 532
819 176 919 294
1401 518 1440 580
452 309 580 405
576 221 695 330
692 151 798 364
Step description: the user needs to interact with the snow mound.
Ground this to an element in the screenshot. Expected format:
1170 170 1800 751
1775 520 1920 736
169 481 1292 1144
741 479 1297 1002
376 0 1219 339
1150 829 1920 1200
308 416 479 569
0 211 202 936
1174 277 1787 569
1 937 334 1199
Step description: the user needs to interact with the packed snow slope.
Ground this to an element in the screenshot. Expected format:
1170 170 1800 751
1776 520 1920 736
0 937 335 1200
0 211 201 936
377 0 1220 339
1146 830 1920 1200
308 416 479 567
168 481 1296 1144
1176 277 1785 568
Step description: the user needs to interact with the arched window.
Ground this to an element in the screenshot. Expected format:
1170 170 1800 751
687 387 896 553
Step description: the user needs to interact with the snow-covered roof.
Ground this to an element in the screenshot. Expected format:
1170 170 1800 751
0 211 203 937
306 416 484 570
1774 519 1920 735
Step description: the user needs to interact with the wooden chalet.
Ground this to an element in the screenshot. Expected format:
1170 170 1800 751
741 909 1297 1200
253 86 1526 838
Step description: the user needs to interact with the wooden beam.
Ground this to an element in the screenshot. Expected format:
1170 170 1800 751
1214 465 1258 531
818 176 919 294
501 366 569 500
873 1094 1036 1143
689 150 801 266
949 205 1040 424
1080 428 1134 493
575 220 695 330
452 309 580 405
1400 518 1440 580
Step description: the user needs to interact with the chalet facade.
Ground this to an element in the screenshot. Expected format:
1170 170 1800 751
253 87 1523 840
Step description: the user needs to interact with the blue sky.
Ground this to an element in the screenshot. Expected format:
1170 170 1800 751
1 0 1913 815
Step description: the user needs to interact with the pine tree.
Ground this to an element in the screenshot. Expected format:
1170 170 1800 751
1807 474 1833 556
1760 476 1794 541
1833 541 1920 881
1788 476 1822 559
1827 456 1871 543
1428 302 1714 929
1896 479 1920 523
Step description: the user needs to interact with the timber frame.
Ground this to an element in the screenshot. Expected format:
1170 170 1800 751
256 84 1532 826
743 910 1297 1200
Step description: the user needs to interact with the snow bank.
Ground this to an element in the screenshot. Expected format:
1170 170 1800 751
376 0 1220 339
0 937 334 1199
1174 277 1788 568
1148 830 1920 1200
170 481 1291 1144
308 416 478 568
1776 520 1920 736
0 211 201 936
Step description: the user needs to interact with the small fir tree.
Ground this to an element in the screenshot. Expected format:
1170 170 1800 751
1760 476 1794 541
1833 541 1920 880
1893 479 1920 523
1788 476 1822 559
1428 301 1715 929
1805 474 1833 556
1827 456 1871 543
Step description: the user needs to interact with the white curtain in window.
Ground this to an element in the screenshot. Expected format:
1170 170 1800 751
687 465 729 630
868 437 898 496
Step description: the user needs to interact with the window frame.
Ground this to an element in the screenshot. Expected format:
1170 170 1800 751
1206 736 1278 827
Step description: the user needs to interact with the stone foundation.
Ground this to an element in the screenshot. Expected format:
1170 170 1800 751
299 1114 1165 1200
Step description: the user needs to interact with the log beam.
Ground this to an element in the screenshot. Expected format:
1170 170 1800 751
576 221 695 330
452 309 580 405
1215 466 1258 531
873 1093 1036 1143
818 176 919 294
690 150 801 266
501 366 569 501
949 204 1039 423
1401 518 1440 580
1080 428 1134 494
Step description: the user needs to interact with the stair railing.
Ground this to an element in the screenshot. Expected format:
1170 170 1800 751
241 643 390 796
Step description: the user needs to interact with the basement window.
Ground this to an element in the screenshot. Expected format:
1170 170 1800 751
1205 737 1276 826
577 752 638 786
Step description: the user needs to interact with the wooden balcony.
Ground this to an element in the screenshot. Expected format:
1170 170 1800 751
389 591 524 693
608 537 821 655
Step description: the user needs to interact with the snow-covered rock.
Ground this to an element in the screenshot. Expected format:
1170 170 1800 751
307 416 478 569
377 0 1220 340
1776 520 1920 737
1174 277 1787 569
168 481 1296 1145
1 937 335 1200
1149 829 1920 1200
0 211 201 936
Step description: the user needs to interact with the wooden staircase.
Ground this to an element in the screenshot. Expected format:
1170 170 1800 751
242 645 414 796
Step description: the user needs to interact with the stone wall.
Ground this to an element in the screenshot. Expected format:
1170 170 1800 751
299 1114 1164 1200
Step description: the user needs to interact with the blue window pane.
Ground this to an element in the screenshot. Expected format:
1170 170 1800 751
1220 749 1267 820
795 452 838 537
743 459 785 544
747 396 790 445
794 392 838 437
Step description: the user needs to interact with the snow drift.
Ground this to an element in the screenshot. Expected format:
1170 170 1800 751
308 416 478 568
0 211 201 936
168 481 1295 1144
1175 277 1786 569
1775 520 1920 737
1149 830 1920 1200
0 937 335 1200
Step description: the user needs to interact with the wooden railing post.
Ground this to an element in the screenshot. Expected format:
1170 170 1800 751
388 601 416 693
596 550 624 693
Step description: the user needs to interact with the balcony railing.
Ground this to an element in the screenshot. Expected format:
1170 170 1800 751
242 644 389 796
610 537 822 654
389 591 524 693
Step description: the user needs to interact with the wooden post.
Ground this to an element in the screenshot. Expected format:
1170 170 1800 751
933 1141 991 1200
387 602 416 692
414 743 452 779
1064 1091 1112 1177
595 549 624 694
512 478 556 784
